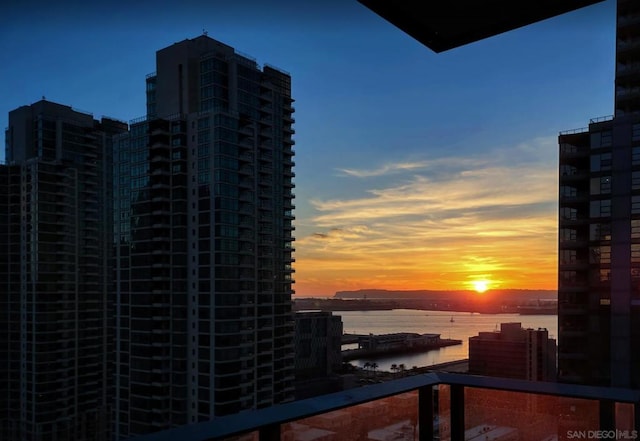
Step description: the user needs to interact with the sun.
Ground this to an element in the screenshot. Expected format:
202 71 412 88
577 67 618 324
472 280 489 293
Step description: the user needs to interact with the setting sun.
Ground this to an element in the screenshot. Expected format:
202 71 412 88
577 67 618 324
472 280 489 293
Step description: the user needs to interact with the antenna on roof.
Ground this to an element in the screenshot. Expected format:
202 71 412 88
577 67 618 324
203 29 208 36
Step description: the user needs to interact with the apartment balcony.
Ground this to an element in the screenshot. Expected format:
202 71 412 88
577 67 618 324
129 372 640 441
283 114 294 124
617 38 640 55
559 215 589 227
559 192 588 205
616 62 640 80
559 170 589 183
559 238 588 249
558 260 589 271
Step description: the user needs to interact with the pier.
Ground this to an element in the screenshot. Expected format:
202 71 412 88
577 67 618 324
341 332 462 361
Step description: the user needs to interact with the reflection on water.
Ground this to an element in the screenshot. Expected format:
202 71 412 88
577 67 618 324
339 309 557 371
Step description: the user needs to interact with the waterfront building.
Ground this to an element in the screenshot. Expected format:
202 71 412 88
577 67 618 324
557 0 640 388
468 323 556 381
113 35 295 437
0 100 127 440
294 311 343 399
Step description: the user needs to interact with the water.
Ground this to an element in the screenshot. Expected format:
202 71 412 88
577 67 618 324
339 309 557 371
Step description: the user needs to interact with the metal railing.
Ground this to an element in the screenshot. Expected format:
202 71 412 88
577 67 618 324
128 372 640 441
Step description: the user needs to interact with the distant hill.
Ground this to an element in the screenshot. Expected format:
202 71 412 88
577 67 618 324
334 289 557 302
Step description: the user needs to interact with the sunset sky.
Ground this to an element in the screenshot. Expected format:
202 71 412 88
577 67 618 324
2 0 616 296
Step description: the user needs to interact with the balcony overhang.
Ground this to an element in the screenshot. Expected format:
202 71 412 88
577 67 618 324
357 0 605 53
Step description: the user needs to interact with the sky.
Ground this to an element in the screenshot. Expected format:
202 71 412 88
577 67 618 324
1 0 616 296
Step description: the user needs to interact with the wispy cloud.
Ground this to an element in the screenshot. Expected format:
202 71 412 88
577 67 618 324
295 138 559 295
336 157 486 178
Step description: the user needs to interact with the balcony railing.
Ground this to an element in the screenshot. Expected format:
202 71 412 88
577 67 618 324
128 372 640 441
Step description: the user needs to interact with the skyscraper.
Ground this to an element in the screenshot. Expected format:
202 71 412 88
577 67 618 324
113 35 295 437
558 0 640 388
0 100 127 440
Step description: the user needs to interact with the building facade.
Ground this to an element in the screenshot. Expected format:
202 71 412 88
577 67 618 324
294 312 343 399
294 312 342 380
557 0 640 388
113 36 295 437
0 100 127 440
468 323 556 381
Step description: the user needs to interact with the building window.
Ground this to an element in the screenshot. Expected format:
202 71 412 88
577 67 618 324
591 131 613 149
560 271 578 285
561 186 577 197
633 196 640 215
633 171 640 190
590 176 611 195
560 249 577 264
633 146 640 165
632 220 640 239
594 268 610 284
590 246 611 264
590 223 611 241
590 200 611 218
632 244 640 263
560 207 578 220
560 228 577 242
590 153 611 172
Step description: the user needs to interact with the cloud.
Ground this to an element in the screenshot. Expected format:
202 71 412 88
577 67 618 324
300 226 370 245
311 164 556 226
295 138 559 295
336 156 490 178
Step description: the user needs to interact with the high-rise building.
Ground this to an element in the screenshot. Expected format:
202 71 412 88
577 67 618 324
558 0 640 388
113 35 295 437
468 322 556 381
0 100 127 440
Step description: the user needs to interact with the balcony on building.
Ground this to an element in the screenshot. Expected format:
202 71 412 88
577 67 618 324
127 371 640 441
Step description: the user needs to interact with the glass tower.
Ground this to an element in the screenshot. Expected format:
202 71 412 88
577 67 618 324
558 0 640 388
113 36 296 437
1 100 127 440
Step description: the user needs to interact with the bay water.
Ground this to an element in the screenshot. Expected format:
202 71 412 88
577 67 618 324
338 309 557 371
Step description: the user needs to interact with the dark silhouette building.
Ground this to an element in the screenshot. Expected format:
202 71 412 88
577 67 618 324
557 0 640 388
112 35 296 437
0 100 127 440
294 311 343 399
468 322 556 381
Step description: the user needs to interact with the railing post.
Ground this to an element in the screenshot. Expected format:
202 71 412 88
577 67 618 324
600 399 615 432
259 423 280 441
418 386 434 441
450 384 465 441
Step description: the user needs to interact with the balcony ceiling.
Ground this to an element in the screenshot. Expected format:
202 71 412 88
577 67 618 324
357 0 605 53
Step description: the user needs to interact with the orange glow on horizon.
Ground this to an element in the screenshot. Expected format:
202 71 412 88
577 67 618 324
292 143 560 297
292 266 557 296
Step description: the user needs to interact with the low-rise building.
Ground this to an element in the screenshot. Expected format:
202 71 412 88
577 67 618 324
295 311 343 398
469 322 556 381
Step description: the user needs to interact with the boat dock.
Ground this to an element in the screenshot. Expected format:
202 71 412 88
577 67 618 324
342 333 367 344
341 332 462 361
